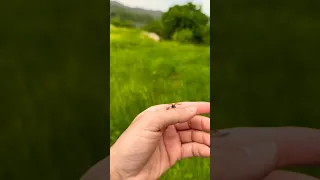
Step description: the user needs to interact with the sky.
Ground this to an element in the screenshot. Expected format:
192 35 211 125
112 0 210 16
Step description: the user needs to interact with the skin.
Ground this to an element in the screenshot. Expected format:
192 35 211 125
81 101 320 180
212 127 320 180
109 102 211 180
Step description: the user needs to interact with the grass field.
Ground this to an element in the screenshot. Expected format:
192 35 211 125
110 26 210 179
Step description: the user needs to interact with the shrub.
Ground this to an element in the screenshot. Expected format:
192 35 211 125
203 34 210 45
110 18 134 28
143 20 163 36
172 29 194 44
161 2 209 42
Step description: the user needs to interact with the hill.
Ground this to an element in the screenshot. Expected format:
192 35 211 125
110 1 163 18
110 1 163 27
110 26 210 179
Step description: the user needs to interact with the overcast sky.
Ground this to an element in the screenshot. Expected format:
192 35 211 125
112 0 210 16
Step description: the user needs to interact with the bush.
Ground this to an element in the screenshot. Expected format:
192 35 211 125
172 29 194 44
161 2 209 43
202 26 210 45
203 33 210 45
143 20 163 36
110 18 134 28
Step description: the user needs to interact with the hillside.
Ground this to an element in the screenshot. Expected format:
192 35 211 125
110 1 163 27
110 1 163 18
110 26 210 179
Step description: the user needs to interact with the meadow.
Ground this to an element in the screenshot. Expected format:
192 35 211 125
110 26 210 179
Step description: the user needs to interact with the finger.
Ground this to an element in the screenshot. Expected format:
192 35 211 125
271 127 320 168
175 115 210 132
181 143 210 159
144 101 210 114
213 127 320 168
163 125 181 165
264 170 320 180
133 102 210 125
146 107 198 131
179 130 210 146
211 142 277 180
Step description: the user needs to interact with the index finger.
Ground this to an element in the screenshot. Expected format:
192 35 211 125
144 101 210 114
132 102 210 125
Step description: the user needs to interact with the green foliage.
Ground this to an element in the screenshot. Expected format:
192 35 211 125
202 28 210 45
193 23 210 44
110 18 134 28
161 2 209 44
173 29 194 43
143 20 163 36
110 26 210 179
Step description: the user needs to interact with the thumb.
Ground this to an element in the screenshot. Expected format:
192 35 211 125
147 107 198 131
212 142 277 180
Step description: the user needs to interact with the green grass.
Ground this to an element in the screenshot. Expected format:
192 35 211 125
110 26 210 179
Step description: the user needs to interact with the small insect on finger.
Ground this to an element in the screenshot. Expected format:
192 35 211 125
166 102 182 110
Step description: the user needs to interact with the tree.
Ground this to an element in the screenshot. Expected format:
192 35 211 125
173 29 194 43
110 18 134 28
161 2 209 44
142 20 163 36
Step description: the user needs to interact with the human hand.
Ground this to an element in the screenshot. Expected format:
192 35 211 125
212 127 320 180
110 102 211 180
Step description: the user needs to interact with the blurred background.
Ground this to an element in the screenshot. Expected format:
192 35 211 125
212 0 320 177
0 1 109 179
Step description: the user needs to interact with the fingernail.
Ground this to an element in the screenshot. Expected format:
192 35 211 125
186 107 197 114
